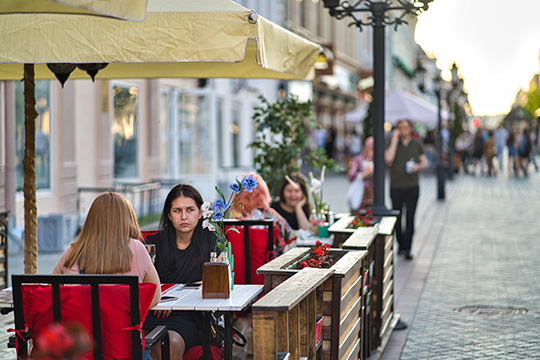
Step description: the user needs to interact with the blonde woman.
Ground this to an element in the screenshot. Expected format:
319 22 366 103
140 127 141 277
53 192 161 308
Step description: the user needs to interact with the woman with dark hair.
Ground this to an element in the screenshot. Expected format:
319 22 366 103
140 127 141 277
270 173 311 230
143 184 217 360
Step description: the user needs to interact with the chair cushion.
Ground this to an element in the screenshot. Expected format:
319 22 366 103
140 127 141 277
227 226 279 284
22 282 156 360
183 344 224 360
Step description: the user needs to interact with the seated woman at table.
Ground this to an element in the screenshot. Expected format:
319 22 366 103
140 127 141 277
53 192 161 307
229 173 294 260
144 184 217 360
270 173 311 231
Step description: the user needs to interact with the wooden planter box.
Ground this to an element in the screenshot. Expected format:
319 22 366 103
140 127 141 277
343 217 397 355
258 247 368 360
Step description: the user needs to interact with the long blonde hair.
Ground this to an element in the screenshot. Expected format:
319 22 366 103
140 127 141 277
64 192 141 274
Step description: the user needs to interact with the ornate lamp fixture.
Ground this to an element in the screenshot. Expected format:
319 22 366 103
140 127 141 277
322 0 434 215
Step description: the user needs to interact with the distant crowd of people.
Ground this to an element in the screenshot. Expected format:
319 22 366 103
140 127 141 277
449 124 538 177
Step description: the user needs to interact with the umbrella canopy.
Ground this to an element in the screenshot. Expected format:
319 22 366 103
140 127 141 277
385 89 447 125
0 0 321 81
345 89 447 125
0 0 321 274
0 0 148 21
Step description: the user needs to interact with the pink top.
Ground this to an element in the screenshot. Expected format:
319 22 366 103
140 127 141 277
54 239 152 283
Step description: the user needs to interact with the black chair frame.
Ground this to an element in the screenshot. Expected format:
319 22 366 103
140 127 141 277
223 219 274 284
12 274 170 360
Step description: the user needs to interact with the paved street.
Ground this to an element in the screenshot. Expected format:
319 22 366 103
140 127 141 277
2 168 540 359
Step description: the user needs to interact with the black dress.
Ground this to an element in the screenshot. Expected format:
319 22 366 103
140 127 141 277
271 201 299 230
143 221 217 350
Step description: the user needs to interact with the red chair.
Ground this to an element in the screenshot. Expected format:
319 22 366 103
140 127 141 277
224 219 276 284
11 274 169 360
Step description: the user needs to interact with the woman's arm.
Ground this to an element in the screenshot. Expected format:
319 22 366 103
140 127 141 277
295 197 311 230
385 131 400 165
143 264 162 308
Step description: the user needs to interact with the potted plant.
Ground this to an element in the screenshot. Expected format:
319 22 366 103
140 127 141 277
249 94 334 197
201 175 258 299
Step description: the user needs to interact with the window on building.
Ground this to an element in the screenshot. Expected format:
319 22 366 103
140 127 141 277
177 93 211 174
112 84 139 179
160 88 173 177
231 102 241 168
15 81 51 191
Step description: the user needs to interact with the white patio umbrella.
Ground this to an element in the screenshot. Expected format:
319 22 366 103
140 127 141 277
0 0 321 273
0 0 148 21
345 89 448 125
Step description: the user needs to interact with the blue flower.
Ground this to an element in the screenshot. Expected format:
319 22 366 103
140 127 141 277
211 199 227 212
229 182 241 194
212 212 224 221
241 175 258 193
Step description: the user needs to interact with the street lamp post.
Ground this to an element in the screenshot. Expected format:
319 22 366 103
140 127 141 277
416 64 445 200
322 0 433 215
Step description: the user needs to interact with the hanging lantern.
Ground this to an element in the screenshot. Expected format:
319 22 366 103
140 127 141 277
46 63 77 87
77 63 109 81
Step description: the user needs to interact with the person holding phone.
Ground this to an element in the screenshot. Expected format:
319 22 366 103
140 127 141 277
143 184 217 360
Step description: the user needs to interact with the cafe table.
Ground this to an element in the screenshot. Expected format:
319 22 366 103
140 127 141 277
155 284 263 360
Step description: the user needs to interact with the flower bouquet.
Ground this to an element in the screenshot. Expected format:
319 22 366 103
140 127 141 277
201 175 257 298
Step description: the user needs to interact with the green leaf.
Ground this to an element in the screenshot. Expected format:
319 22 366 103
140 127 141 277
215 186 226 203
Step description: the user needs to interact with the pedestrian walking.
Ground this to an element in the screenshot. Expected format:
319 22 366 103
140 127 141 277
471 130 485 175
493 124 509 170
517 127 532 177
347 137 374 213
455 131 471 174
484 130 496 176
385 119 428 260
423 129 436 172
507 130 518 176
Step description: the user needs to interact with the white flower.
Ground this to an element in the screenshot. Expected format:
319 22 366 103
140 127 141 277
202 209 213 219
201 201 212 212
202 218 216 232
310 179 322 194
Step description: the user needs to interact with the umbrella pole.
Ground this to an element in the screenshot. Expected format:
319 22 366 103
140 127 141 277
23 64 39 274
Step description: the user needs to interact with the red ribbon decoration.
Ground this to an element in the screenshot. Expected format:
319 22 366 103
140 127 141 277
120 322 146 353
7 328 26 360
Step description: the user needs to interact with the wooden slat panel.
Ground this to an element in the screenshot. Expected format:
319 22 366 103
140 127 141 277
254 268 334 312
340 296 362 339
258 248 309 275
382 266 393 288
289 306 299 360
342 226 379 249
340 275 362 320
384 235 393 253
380 294 394 339
344 338 361 360
277 311 289 353
341 267 362 296
299 298 308 358
307 292 316 360
338 317 361 360
382 279 394 305
377 217 397 236
328 215 355 234
253 312 277 360
332 251 367 283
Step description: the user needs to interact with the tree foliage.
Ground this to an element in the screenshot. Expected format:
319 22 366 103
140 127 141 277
524 87 540 119
362 98 373 143
249 94 335 197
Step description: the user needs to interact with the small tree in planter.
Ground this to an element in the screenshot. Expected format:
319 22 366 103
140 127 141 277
249 94 334 197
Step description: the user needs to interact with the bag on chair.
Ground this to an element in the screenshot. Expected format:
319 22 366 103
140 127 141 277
347 175 364 211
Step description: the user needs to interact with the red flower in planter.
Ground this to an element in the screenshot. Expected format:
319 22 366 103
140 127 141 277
348 209 377 229
300 240 332 269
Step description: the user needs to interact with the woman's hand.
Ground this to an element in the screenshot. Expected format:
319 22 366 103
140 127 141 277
295 196 307 211
154 309 172 319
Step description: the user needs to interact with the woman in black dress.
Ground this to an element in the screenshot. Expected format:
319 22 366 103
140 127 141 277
270 174 311 230
144 184 217 360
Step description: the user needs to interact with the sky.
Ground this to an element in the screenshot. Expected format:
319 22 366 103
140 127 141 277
414 0 540 116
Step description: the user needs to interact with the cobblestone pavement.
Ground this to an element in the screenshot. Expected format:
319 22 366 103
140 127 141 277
399 172 540 359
